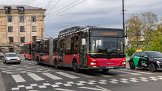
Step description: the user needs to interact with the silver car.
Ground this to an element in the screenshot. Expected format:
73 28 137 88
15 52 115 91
3 53 21 64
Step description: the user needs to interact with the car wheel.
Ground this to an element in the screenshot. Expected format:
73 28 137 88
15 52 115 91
129 61 135 69
102 69 109 73
149 63 157 72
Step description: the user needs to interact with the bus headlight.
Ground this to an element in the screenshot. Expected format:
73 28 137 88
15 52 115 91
122 62 126 65
90 62 96 65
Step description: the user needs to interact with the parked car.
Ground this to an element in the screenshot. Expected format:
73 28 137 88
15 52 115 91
0 52 4 60
129 51 162 72
3 52 21 64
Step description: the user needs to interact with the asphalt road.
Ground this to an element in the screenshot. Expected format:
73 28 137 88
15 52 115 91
0 56 162 91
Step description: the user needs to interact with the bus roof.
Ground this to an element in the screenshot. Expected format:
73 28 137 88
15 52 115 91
58 26 123 36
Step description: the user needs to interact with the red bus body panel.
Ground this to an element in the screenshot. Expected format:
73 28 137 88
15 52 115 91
24 53 32 60
87 55 126 69
24 42 32 60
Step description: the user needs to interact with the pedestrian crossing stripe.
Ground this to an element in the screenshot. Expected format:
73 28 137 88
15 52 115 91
10 69 156 83
12 75 26 83
112 69 142 75
27 73 44 81
11 75 162 91
119 69 154 74
42 73 62 80
56 72 79 79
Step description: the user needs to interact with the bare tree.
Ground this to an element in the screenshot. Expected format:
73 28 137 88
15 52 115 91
126 14 143 48
141 12 158 41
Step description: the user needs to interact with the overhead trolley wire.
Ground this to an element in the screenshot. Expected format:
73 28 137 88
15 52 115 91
45 0 53 9
45 0 61 17
45 0 86 20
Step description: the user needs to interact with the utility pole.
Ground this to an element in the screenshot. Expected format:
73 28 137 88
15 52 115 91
122 0 127 54
122 0 125 32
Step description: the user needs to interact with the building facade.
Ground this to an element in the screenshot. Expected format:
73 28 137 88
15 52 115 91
0 5 46 52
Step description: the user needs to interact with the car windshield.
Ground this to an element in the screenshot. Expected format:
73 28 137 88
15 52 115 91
6 53 17 57
147 52 162 58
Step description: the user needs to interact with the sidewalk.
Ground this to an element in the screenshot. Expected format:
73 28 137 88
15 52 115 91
0 69 6 91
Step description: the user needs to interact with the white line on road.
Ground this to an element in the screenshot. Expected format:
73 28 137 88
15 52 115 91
42 73 62 80
56 72 79 79
27 73 44 81
112 69 141 75
12 74 26 83
79 86 111 91
120 69 154 74
55 88 76 91
79 87 102 90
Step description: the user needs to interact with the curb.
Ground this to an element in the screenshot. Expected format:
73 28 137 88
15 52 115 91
0 71 6 91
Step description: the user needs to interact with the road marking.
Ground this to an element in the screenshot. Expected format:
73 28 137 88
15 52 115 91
79 87 102 90
27 73 44 81
25 86 33 90
38 85 46 88
56 72 79 79
12 74 26 83
149 76 158 81
55 88 76 91
112 69 141 75
43 73 62 80
79 86 111 91
120 78 129 83
96 86 112 91
120 69 154 74
68 71 93 78
11 87 19 90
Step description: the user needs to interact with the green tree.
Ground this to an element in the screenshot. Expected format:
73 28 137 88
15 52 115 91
145 29 162 52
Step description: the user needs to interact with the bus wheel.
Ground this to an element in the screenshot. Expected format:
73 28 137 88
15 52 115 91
129 61 135 69
102 69 109 73
54 59 58 69
72 61 79 73
36 57 40 65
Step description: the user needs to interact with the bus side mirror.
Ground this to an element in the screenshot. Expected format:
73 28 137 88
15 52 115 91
82 38 86 45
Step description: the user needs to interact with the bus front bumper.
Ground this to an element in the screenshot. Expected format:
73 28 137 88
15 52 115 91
87 66 126 69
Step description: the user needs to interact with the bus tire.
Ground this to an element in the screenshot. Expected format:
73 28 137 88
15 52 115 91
36 57 40 65
129 61 135 69
54 59 58 69
102 69 109 73
72 60 79 73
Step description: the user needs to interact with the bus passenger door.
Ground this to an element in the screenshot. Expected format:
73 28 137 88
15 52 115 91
80 38 87 67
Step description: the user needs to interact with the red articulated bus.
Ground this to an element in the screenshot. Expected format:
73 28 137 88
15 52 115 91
33 26 126 72
24 42 32 60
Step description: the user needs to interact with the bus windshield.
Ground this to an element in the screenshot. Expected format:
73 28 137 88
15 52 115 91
90 37 124 54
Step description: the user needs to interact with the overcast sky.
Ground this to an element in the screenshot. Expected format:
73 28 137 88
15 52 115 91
0 0 162 37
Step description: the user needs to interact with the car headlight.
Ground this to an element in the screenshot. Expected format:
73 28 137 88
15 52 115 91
6 58 10 60
156 61 161 64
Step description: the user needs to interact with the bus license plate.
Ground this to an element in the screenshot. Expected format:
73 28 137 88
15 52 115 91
106 67 114 68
